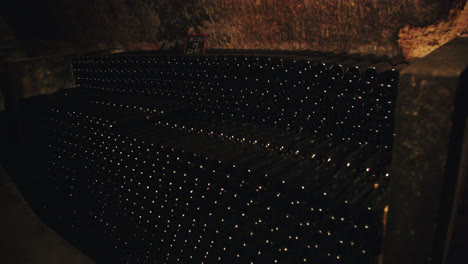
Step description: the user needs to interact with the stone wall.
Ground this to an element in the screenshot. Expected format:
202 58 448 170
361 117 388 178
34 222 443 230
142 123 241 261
2 0 465 58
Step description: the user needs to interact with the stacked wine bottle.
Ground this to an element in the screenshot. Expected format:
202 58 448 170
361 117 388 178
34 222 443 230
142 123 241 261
32 50 405 264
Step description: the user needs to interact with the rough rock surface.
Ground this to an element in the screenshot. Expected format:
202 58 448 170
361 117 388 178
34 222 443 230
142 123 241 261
399 1 468 58
1 0 463 58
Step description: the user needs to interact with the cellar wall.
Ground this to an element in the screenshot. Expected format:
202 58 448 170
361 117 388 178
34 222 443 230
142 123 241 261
1 0 467 58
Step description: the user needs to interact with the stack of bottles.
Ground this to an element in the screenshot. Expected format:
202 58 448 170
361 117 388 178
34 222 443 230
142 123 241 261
32 50 405 264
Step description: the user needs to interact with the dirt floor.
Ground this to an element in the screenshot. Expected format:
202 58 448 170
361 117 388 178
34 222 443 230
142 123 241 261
0 164 95 264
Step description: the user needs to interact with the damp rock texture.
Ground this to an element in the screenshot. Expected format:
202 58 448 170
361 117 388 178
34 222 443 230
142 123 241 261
399 1 468 59
0 0 466 58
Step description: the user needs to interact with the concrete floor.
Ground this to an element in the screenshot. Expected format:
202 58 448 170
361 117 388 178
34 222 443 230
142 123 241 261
0 165 95 264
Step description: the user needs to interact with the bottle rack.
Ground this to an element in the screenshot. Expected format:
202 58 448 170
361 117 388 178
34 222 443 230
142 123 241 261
22 50 407 264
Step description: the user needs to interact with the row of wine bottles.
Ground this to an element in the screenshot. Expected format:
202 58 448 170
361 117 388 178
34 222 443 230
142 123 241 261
73 52 404 149
29 51 402 264
42 96 389 264
73 53 402 99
